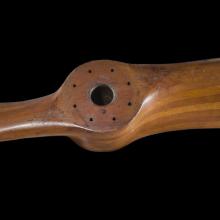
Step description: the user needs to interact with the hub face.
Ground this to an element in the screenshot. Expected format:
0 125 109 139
58 60 142 132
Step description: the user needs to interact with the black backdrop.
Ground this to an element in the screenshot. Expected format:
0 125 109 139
0 10 220 191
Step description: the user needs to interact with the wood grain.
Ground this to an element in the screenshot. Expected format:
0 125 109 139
0 59 220 151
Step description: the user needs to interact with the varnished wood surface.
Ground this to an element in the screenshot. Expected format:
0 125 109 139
0 59 220 151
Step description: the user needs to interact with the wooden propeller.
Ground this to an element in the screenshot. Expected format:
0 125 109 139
1 59 220 151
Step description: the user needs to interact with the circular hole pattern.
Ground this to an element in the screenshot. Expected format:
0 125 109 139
91 84 114 106
72 67 133 125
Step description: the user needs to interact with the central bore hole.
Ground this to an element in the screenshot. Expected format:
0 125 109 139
91 84 114 106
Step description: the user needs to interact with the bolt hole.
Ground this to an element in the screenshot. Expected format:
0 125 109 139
73 84 77 88
112 117 116 121
127 82 131 86
88 70 92 73
128 102 132 106
73 104 77 108
111 68 114 72
90 118 93 121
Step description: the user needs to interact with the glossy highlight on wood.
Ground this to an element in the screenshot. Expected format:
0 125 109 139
0 59 220 151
